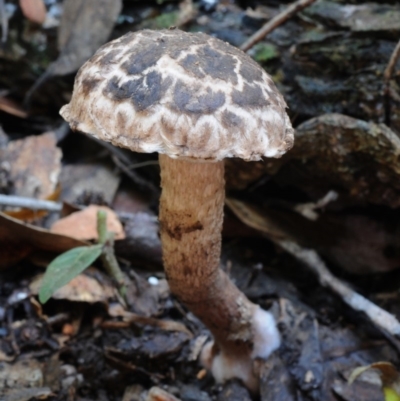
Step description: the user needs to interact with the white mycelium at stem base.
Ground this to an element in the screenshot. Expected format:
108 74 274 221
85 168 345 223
60 29 294 392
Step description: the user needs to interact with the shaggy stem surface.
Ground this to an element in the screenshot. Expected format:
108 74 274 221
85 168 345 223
159 155 258 348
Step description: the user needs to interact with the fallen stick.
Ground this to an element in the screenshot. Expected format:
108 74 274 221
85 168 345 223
0 194 62 211
240 0 318 52
384 38 400 82
279 240 400 337
226 198 400 338
384 39 400 125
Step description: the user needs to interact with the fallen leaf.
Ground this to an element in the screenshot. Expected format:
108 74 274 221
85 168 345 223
0 350 14 363
115 212 162 268
349 362 400 401
54 0 122 76
0 132 62 200
19 0 47 24
37 244 103 303
51 205 125 241
0 212 86 269
147 387 181 401
0 96 28 118
60 162 120 205
307 2 400 32
0 359 43 389
30 270 115 304
122 385 145 401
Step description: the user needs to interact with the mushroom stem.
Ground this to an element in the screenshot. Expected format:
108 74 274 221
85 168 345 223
159 153 258 350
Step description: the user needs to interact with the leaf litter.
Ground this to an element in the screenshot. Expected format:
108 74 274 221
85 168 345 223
1 0 400 400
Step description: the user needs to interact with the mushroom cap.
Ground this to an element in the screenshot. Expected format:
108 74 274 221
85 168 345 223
60 29 294 161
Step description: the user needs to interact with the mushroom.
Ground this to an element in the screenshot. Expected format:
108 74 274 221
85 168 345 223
60 29 294 391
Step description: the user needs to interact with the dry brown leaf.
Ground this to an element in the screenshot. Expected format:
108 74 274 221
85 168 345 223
0 350 15 362
349 362 400 400
146 387 181 401
0 359 44 388
2 387 53 401
30 271 115 303
19 0 47 24
53 0 122 75
176 0 198 27
225 198 287 240
50 205 125 241
0 96 28 118
0 212 86 269
60 163 120 205
25 0 122 101
0 132 61 200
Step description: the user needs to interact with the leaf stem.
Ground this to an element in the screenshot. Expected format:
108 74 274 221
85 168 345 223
97 210 127 300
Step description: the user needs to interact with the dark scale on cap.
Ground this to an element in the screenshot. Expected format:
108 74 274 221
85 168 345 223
99 49 122 65
104 76 133 100
173 81 225 114
161 32 205 59
122 41 165 75
80 77 102 97
222 110 243 129
178 47 238 84
239 62 263 83
232 84 267 108
179 54 206 79
129 71 166 111
104 72 170 112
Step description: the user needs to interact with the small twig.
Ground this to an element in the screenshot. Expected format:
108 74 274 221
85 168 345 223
97 210 127 299
240 0 318 52
384 39 400 83
126 160 159 170
279 240 400 337
384 39 400 126
0 194 62 211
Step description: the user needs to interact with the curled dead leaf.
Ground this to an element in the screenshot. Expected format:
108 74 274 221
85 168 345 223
349 362 400 401
0 212 86 269
50 205 125 241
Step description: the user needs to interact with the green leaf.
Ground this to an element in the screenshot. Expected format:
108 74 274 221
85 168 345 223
38 245 103 304
384 387 400 401
253 43 278 63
